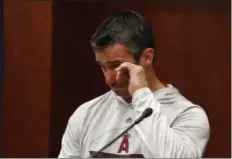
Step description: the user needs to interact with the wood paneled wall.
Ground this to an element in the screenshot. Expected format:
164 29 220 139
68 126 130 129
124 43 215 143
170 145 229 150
2 1 52 157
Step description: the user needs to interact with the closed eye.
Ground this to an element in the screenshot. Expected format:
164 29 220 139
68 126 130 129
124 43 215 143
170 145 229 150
96 61 123 70
108 63 121 69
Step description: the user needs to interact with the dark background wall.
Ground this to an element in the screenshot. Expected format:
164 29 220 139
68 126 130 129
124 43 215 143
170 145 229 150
50 1 108 156
1 0 231 157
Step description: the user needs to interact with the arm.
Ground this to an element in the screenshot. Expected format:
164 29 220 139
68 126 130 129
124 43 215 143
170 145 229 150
132 87 210 158
58 113 83 158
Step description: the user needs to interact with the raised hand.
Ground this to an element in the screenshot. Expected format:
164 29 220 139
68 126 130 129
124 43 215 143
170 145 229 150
115 62 148 96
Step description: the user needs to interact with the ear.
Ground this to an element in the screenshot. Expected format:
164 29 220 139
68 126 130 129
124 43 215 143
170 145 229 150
139 48 154 67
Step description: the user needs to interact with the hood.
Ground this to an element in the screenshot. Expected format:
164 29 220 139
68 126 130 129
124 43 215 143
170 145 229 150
154 84 187 105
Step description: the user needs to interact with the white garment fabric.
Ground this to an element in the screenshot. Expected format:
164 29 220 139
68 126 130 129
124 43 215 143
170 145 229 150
58 84 210 158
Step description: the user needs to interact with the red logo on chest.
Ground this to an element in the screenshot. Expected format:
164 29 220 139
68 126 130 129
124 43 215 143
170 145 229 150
118 135 129 153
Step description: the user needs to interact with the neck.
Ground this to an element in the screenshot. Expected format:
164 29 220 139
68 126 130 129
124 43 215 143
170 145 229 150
146 68 166 93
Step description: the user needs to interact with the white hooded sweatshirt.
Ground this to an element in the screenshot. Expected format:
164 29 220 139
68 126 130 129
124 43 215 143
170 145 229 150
58 84 210 158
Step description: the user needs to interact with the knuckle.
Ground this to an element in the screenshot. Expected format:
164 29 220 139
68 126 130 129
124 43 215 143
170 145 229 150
137 67 144 74
138 66 143 71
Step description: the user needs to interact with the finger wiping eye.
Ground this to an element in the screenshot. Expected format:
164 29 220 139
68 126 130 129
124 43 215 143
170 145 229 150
115 66 120 71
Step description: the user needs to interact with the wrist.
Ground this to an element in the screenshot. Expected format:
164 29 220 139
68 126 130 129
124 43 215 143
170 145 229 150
132 87 152 105
133 87 149 95
132 87 151 97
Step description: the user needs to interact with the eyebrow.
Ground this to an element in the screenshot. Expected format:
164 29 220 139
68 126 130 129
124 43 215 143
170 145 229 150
96 61 101 65
96 59 124 65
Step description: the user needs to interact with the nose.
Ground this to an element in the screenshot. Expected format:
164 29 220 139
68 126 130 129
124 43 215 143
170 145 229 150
104 69 116 86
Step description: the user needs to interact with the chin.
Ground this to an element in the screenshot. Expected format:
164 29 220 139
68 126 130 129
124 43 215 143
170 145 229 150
113 89 131 100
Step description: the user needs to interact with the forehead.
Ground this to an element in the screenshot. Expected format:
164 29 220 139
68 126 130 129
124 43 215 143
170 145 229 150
94 43 134 62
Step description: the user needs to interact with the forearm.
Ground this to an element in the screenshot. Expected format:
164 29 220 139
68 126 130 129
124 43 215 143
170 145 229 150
58 117 82 158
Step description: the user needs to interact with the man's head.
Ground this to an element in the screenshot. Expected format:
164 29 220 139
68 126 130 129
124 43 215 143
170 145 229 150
90 10 156 100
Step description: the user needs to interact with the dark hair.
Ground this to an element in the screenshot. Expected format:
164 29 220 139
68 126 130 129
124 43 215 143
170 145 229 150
90 10 156 63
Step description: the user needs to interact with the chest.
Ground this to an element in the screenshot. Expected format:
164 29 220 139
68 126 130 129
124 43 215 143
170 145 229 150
81 105 144 157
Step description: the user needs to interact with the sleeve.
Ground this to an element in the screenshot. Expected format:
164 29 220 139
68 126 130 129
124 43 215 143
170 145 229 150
132 87 210 158
58 113 83 158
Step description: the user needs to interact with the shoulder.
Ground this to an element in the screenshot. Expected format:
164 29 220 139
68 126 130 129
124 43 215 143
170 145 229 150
172 96 208 120
172 95 209 121
69 91 113 124
158 85 209 128
63 91 114 138
170 98 210 132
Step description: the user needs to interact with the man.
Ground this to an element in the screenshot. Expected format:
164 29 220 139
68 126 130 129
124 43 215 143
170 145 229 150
58 10 210 158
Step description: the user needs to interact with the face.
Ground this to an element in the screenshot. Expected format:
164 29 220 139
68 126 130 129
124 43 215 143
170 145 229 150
94 43 136 100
